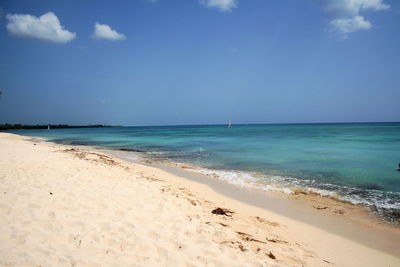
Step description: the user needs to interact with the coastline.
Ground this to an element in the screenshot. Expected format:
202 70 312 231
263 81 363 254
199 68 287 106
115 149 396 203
100 147 400 224
15 123 400 226
151 163 400 254
1 132 399 266
102 148 400 256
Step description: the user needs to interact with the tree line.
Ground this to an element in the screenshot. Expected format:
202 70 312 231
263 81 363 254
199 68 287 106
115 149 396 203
0 124 114 130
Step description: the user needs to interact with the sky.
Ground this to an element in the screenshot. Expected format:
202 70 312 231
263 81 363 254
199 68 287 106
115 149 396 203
0 0 399 126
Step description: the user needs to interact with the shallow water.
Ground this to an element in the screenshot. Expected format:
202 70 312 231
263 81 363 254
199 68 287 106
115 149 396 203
9 123 400 223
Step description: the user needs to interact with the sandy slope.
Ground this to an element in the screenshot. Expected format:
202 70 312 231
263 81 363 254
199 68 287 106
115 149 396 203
0 132 398 266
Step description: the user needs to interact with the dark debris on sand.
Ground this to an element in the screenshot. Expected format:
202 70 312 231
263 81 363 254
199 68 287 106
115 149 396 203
267 251 276 259
211 207 234 217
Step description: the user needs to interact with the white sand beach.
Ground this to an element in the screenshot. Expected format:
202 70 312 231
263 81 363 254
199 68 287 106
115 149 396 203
0 132 399 266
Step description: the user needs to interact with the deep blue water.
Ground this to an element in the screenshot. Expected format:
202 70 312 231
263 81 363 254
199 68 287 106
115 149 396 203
9 123 400 222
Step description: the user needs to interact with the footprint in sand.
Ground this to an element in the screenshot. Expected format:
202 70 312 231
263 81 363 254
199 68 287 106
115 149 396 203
253 216 282 227
68 234 82 248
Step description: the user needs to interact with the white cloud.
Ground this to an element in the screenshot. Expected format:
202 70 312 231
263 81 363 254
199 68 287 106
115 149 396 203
200 0 237 12
6 12 76 43
326 0 389 15
330 15 372 38
325 0 389 38
92 22 126 41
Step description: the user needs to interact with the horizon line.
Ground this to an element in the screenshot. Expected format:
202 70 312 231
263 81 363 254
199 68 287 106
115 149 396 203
3 121 400 128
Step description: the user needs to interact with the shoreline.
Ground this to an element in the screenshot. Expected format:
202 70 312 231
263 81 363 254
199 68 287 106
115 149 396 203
93 145 400 223
40 137 400 226
21 134 400 255
21 127 400 226
1 132 399 266
100 147 400 257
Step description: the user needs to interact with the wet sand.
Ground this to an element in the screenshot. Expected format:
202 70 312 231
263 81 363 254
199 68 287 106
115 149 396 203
158 163 400 257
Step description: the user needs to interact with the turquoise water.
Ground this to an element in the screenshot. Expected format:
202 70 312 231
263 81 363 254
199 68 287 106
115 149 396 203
9 123 400 223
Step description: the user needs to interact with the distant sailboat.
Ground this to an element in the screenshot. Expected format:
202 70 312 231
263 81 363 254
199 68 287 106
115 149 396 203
48 125 50 130
228 121 232 128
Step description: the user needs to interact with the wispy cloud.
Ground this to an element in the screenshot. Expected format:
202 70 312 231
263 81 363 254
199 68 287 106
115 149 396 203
91 22 126 41
325 0 389 38
325 0 389 15
200 0 237 12
330 16 372 36
6 12 76 43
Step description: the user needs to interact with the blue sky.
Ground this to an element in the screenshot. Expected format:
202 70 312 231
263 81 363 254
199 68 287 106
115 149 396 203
0 0 399 126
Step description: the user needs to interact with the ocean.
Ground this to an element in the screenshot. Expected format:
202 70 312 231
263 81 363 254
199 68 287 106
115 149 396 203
10 123 400 223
